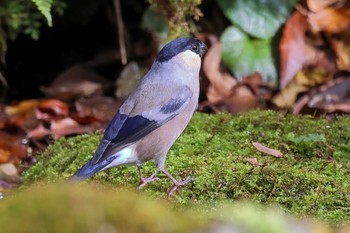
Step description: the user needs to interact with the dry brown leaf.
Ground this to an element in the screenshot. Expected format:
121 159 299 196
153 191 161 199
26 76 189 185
36 99 69 121
5 99 39 116
0 130 28 163
41 64 109 101
297 77 350 113
27 123 51 139
279 11 308 88
330 32 350 71
245 157 263 167
50 118 83 138
273 69 329 108
0 148 11 164
308 7 350 33
252 142 283 158
202 41 237 103
75 96 120 122
217 85 260 113
50 117 102 139
307 0 339 12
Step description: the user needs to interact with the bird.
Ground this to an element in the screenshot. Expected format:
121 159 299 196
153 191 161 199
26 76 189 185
71 37 207 196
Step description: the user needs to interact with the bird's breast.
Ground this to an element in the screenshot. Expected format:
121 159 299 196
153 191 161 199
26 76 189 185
135 96 198 162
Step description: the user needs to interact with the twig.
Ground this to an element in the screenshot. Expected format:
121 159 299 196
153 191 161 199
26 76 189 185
0 71 8 88
113 0 127 65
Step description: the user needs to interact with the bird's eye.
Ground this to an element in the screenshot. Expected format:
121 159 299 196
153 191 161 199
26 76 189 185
191 44 198 51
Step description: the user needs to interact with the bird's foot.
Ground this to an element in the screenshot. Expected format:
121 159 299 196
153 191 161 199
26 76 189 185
167 176 194 197
138 176 160 189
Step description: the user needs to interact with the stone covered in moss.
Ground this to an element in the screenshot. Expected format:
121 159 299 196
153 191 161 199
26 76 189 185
22 110 350 225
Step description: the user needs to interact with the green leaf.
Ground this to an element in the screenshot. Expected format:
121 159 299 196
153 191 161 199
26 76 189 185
287 133 326 144
221 26 277 85
32 0 53 27
218 0 297 38
141 8 168 39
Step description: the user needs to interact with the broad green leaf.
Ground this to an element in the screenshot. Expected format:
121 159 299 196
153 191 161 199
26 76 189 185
142 8 168 39
221 26 277 85
218 0 297 38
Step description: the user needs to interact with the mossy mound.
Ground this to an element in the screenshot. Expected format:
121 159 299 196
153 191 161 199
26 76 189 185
1 184 199 233
0 184 331 233
22 110 350 225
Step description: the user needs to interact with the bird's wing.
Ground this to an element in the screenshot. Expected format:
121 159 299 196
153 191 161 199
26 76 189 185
91 86 193 164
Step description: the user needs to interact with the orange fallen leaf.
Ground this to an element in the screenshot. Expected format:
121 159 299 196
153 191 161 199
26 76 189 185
0 148 11 164
5 100 39 116
330 32 350 71
307 0 339 12
36 99 69 122
252 142 283 158
308 7 350 33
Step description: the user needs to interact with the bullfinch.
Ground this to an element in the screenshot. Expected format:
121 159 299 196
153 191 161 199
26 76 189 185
71 37 207 196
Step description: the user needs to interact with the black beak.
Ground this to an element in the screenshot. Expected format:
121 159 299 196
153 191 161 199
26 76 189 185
199 42 208 57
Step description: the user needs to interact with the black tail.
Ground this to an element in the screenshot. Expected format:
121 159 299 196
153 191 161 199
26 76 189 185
69 158 112 182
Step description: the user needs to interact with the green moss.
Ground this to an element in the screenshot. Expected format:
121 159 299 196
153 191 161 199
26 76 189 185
1 184 332 233
148 0 202 39
1 184 200 233
22 110 350 225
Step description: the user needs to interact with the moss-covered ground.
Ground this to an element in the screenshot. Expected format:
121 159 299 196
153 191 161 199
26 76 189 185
22 110 350 225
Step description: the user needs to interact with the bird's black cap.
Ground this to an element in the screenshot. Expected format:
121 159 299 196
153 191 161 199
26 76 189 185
156 37 208 63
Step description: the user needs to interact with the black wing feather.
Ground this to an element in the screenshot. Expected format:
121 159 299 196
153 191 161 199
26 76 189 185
91 86 193 164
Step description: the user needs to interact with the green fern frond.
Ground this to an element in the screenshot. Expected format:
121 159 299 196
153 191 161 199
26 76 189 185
32 0 53 27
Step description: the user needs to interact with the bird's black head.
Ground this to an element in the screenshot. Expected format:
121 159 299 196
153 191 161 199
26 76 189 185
156 37 208 63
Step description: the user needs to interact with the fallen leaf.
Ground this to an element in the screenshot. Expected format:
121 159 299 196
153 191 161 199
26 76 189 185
202 41 237 103
5 100 39 116
273 68 329 108
217 85 261 113
295 77 350 113
0 130 28 162
50 117 101 139
38 99 69 117
252 142 283 157
27 123 51 139
41 64 109 101
50 118 83 139
307 0 339 12
330 31 350 71
4 100 39 129
245 157 263 166
241 72 272 100
0 148 11 164
74 96 120 122
308 7 350 33
279 11 307 88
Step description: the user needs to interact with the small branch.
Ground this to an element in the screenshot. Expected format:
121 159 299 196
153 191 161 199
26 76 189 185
113 0 127 65
0 71 8 88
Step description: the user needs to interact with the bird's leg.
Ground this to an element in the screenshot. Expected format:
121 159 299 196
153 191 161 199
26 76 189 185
137 166 160 189
160 169 193 197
